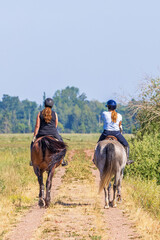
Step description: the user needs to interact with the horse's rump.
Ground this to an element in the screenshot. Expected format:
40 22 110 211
31 136 67 172
95 140 126 193
94 139 127 208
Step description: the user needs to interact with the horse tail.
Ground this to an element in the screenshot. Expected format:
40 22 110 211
99 143 115 193
38 136 67 170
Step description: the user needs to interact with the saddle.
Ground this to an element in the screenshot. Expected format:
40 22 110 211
105 135 118 141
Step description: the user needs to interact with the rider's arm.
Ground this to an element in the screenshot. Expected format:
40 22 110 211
119 121 123 133
55 112 58 128
34 112 40 137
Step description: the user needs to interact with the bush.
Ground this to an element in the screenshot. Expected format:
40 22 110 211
126 133 160 184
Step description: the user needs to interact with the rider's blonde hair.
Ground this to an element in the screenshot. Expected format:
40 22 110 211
42 107 52 123
111 110 117 123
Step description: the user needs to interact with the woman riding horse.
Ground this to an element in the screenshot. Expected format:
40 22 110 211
98 99 133 165
30 97 68 166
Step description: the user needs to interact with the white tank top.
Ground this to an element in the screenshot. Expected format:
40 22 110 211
102 111 122 131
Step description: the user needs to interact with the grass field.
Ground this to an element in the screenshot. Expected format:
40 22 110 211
0 133 159 239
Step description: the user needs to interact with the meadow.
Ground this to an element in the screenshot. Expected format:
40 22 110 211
0 133 159 239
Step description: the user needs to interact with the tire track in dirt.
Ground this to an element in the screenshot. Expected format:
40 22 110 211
85 149 141 240
3 166 66 240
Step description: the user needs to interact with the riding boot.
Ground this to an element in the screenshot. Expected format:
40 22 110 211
61 158 68 166
124 146 134 165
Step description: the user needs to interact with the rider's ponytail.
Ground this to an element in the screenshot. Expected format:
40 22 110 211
111 110 117 123
42 107 52 123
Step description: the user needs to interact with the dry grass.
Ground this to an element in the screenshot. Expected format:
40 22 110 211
121 179 160 240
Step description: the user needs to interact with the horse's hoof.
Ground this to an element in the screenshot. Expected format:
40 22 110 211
112 200 117 208
38 198 45 207
45 199 50 208
112 204 117 208
104 205 109 209
45 202 50 208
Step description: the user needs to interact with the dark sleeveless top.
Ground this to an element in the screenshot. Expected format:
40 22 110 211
37 110 58 137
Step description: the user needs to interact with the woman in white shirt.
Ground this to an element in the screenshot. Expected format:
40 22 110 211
98 99 133 164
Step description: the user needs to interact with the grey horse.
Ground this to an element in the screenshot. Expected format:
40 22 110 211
94 139 127 208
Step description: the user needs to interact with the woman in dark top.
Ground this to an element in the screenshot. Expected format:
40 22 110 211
30 98 67 166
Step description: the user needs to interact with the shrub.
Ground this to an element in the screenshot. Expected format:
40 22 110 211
126 133 160 184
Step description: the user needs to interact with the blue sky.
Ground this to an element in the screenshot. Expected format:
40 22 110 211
0 0 160 105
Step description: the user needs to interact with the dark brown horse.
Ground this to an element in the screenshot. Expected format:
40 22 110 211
31 136 67 207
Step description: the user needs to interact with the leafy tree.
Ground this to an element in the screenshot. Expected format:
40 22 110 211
0 95 38 133
128 77 160 134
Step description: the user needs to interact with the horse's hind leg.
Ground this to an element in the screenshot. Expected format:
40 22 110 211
104 187 109 209
45 167 55 207
117 172 123 203
104 182 111 209
38 170 45 207
108 182 112 203
112 172 120 208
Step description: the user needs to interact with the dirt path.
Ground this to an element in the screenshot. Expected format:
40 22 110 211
85 149 140 240
92 168 140 240
4 167 66 240
4 150 140 240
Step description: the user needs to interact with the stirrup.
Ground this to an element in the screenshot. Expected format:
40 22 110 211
126 160 134 165
62 160 68 166
29 161 33 166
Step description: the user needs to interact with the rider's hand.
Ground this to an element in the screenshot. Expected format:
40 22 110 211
119 125 123 134
32 136 36 142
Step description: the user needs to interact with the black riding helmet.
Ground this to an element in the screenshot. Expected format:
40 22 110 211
45 98 54 108
105 99 117 110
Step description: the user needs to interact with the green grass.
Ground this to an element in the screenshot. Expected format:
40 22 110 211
0 133 38 237
62 133 99 150
64 150 93 182
0 134 36 197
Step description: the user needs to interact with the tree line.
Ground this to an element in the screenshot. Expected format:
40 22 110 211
0 95 39 133
0 87 136 134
